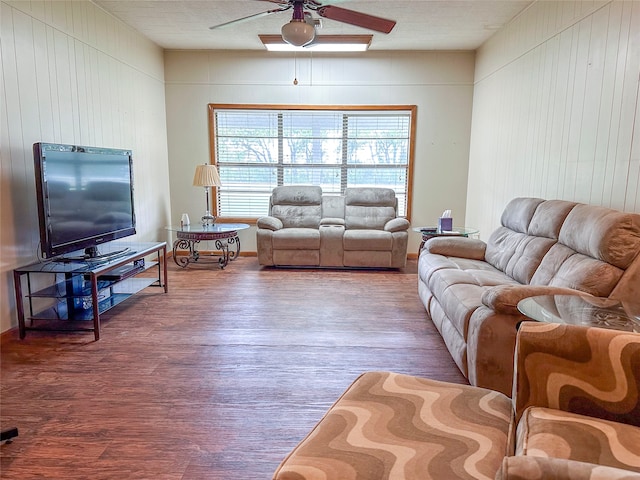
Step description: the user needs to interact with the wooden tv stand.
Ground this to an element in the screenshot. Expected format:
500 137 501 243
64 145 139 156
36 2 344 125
13 242 168 340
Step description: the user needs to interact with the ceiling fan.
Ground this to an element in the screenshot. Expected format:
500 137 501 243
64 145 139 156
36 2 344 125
209 0 396 47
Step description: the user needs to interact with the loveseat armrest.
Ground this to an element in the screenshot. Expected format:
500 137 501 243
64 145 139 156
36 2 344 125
424 236 487 260
513 321 640 426
320 217 345 226
481 285 592 315
256 216 283 231
384 217 410 232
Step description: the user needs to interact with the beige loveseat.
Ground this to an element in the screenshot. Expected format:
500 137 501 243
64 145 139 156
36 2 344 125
273 322 640 479
418 197 640 396
257 186 410 268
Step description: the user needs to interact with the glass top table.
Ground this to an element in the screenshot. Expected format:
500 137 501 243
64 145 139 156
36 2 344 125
166 223 250 268
517 294 640 333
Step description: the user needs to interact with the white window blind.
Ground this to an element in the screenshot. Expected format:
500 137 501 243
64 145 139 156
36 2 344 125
210 106 415 218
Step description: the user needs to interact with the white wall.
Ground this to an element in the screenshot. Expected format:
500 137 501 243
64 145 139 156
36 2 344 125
467 0 640 238
0 0 171 333
164 50 476 253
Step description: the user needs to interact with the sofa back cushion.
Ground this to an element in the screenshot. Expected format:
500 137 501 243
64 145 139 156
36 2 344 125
344 188 397 230
485 198 576 285
558 204 640 269
270 185 322 228
531 205 640 297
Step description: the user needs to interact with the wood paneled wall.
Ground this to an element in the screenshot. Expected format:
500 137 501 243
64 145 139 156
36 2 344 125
0 1 172 333
164 50 476 254
467 0 640 238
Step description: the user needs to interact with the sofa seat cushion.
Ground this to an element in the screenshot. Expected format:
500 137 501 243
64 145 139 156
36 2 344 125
273 371 513 480
428 267 520 339
418 253 503 288
272 228 321 250
516 407 640 473
343 229 392 251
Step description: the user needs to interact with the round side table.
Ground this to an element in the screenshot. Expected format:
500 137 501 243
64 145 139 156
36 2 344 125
517 294 640 332
166 223 250 269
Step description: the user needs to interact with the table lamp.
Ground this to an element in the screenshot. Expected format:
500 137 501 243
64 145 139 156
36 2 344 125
192 164 222 226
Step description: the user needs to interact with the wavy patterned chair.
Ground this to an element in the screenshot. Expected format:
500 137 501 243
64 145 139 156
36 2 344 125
273 322 640 479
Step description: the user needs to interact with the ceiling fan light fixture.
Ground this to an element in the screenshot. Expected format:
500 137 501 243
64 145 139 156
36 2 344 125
281 19 316 47
260 34 372 52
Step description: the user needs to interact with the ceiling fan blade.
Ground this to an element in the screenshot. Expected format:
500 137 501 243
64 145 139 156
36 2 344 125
316 5 396 34
209 6 290 30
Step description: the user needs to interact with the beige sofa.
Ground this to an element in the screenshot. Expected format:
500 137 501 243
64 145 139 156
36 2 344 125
257 186 410 268
418 197 640 396
273 322 640 479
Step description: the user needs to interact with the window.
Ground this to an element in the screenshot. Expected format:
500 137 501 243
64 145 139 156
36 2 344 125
209 104 416 220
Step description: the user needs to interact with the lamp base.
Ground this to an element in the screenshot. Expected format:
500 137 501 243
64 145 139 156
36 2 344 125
201 212 216 226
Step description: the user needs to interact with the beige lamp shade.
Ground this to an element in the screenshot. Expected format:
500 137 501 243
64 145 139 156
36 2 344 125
193 164 222 187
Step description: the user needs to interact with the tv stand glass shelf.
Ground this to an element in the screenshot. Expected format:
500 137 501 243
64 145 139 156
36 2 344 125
13 241 168 340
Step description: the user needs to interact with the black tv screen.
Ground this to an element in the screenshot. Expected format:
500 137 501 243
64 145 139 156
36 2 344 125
33 142 136 259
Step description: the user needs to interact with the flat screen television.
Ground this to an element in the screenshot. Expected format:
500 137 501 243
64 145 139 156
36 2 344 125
33 142 136 260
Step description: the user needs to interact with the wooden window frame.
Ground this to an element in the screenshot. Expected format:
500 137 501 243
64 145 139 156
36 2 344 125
208 104 417 224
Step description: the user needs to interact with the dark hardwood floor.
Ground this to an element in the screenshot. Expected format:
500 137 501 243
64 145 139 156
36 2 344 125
1 256 467 479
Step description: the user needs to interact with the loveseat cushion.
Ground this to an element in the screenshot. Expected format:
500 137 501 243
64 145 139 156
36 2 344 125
271 186 323 229
496 456 640 480
272 228 320 250
516 407 640 473
273 371 513 480
344 187 397 230
343 229 392 251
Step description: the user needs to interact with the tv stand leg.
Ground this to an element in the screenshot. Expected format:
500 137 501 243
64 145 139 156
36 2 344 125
90 275 100 340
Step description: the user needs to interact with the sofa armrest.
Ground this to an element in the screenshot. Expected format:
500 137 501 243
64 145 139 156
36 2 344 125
256 216 283 231
496 456 640 480
384 217 410 232
481 285 593 315
424 236 486 260
320 217 345 226
513 321 640 426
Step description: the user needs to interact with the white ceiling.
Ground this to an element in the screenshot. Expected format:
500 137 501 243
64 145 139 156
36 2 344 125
93 0 534 51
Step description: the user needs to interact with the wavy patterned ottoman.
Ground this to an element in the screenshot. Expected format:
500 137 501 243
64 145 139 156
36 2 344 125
273 323 640 480
273 371 513 479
